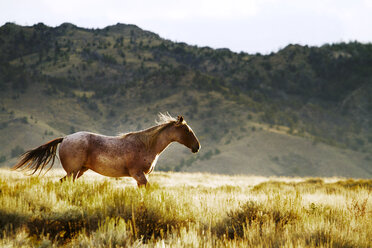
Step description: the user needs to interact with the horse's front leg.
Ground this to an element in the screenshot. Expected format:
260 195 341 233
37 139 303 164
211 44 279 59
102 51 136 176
130 170 149 187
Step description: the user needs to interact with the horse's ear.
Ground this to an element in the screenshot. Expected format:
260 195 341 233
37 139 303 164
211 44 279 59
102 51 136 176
177 115 184 124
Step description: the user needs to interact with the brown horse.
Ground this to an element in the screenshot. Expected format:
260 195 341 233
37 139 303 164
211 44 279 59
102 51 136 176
13 114 200 186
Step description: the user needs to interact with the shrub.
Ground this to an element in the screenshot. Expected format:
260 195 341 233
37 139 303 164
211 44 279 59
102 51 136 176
216 201 299 239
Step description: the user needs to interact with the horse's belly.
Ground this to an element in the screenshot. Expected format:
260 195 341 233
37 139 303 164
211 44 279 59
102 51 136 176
88 155 129 177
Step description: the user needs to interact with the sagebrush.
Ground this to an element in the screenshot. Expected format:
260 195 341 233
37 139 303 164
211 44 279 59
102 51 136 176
0 169 371 247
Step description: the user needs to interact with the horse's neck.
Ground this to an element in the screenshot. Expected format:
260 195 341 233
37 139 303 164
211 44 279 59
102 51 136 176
140 123 173 154
153 127 173 154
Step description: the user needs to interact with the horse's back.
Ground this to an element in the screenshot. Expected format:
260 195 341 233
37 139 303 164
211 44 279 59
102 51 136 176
61 131 91 147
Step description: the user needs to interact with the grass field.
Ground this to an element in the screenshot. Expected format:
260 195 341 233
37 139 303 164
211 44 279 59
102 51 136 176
0 169 371 247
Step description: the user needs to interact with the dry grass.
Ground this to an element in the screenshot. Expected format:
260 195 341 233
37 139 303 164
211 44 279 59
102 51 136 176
0 169 371 247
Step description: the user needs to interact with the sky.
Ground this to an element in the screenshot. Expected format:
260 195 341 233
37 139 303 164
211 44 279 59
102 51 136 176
1 0 371 54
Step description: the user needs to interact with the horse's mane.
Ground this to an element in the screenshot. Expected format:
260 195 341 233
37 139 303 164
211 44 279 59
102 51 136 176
155 112 177 125
122 113 177 150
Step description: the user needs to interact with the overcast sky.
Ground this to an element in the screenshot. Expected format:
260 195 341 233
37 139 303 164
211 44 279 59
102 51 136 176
1 0 371 54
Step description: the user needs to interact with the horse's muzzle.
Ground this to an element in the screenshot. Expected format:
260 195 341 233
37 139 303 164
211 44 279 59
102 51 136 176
192 144 200 153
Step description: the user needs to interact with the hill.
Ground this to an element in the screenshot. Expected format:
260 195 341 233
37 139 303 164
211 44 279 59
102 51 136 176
0 22 371 177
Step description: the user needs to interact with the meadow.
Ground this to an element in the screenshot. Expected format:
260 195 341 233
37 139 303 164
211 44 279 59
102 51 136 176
0 169 371 247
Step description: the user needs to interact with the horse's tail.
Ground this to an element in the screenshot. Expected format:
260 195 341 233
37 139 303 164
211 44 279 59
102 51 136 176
12 137 64 175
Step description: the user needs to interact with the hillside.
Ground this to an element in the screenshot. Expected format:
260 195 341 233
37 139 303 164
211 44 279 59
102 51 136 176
0 22 371 177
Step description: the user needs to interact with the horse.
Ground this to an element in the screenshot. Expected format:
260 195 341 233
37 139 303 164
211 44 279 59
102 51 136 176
12 113 200 186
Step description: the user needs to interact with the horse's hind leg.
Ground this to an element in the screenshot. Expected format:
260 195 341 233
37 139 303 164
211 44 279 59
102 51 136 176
58 135 89 182
60 167 88 182
60 170 79 182
59 158 85 182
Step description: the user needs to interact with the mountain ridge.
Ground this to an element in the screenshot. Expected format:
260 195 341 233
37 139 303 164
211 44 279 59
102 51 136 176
0 22 371 177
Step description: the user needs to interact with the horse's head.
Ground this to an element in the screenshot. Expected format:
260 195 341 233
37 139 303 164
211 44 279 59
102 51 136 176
171 116 200 153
